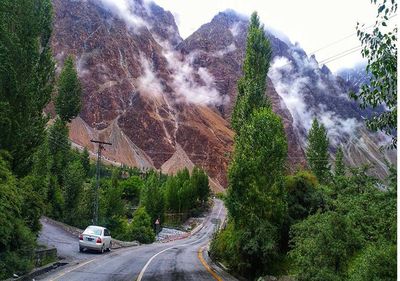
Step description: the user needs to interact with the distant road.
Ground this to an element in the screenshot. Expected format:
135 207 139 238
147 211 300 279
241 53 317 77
37 199 237 281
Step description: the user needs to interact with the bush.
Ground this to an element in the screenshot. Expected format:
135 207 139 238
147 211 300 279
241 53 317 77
289 212 361 281
129 207 155 244
348 242 396 281
0 155 37 279
210 223 243 273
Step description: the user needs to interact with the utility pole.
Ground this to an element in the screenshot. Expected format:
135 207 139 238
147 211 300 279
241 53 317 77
90 139 112 225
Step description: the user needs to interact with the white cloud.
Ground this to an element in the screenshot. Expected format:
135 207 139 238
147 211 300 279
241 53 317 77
136 55 164 97
99 0 147 31
153 0 377 71
214 43 237 57
162 47 228 105
269 54 361 145
229 22 241 37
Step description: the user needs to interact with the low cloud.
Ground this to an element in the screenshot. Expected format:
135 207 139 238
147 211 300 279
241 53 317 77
99 0 148 32
162 45 228 105
269 54 361 146
98 0 227 106
230 22 241 37
214 43 237 57
136 55 164 97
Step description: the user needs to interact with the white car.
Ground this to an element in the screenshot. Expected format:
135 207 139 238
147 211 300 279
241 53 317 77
79 226 112 253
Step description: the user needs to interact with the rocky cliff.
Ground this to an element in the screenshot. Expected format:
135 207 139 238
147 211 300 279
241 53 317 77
51 0 395 189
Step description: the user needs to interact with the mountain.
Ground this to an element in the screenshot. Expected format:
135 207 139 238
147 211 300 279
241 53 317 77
51 0 395 190
336 62 371 91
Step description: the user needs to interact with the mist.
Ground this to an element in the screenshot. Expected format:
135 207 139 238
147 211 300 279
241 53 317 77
269 52 362 146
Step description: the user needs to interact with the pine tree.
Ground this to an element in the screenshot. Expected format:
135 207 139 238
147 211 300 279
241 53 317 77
334 147 345 178
231 12 272 133
56 55 82 123
0 0 55 176
306 118 330 183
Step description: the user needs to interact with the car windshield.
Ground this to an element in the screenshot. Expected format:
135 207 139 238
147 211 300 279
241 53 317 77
83 226 102 236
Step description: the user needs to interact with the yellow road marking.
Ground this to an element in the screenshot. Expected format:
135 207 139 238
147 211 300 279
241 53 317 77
197 245 223 281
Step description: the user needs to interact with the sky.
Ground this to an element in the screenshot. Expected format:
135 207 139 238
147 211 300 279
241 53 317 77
152 0 385 72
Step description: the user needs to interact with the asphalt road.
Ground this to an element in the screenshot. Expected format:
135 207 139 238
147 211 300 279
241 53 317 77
37 199 237 281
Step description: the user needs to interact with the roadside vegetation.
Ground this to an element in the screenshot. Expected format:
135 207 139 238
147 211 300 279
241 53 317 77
210 6 396 281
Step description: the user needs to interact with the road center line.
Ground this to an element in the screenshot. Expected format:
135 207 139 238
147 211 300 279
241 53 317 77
136 201 224 281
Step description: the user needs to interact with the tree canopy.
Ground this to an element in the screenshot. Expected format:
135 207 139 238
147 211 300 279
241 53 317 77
306 118 330 184
0 0 55 176
352 0 397 148
56 55 82 123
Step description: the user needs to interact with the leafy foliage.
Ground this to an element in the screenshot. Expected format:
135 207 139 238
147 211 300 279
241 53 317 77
231 12 272 133
306 118 330 183
0 0 55 176
289 167 396 280
347 242 396 281
63 160 85 225
285 171 322 223
289 212 361 281
56 55 82 123
129 207 155 244
0 155 37 279
219 12 288 277
334 147 345 178
352 0 397 148
141 173 165 225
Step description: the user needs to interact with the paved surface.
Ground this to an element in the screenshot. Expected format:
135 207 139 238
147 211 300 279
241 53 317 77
37 199 237 281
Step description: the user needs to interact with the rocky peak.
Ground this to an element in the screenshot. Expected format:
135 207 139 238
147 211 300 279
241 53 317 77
51 1 395 187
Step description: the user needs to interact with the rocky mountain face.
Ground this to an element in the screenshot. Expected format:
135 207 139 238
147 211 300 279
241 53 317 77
51 0 395 190
337 62 371 91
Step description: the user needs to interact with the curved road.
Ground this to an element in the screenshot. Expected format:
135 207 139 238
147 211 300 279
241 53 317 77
38 199 237 281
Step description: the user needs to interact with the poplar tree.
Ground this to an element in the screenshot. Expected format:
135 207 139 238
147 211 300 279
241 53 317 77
0 0 55 176
56 55 82 123
334 147 345 178
223 12 288 276
306 118 330 183
231 12 272 133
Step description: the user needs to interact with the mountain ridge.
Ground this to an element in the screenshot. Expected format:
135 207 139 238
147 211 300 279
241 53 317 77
51 0 395 189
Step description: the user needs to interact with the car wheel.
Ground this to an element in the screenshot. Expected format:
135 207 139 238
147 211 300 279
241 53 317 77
79 247 83 252
100 245 105 254
108 242 112 251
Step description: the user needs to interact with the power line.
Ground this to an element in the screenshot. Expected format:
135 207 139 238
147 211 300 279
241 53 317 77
308 14 397 56
318 46 363 65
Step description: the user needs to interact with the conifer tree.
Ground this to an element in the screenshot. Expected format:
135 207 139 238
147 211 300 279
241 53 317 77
56 55 82 123
306 118 330 183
